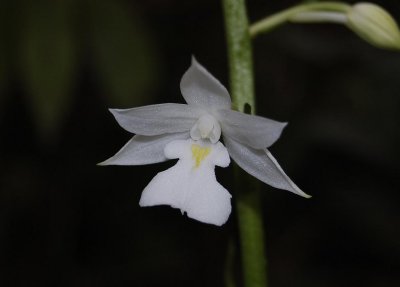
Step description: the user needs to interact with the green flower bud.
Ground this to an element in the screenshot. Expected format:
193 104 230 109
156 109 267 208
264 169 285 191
347 3 400 50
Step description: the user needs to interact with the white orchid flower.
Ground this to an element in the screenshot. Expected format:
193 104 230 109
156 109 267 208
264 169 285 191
100 57 310 226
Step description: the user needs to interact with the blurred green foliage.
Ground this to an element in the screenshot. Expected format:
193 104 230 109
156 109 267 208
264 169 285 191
0 1 10 104
20 0 77 140
88 0 159 108
1 0 159 141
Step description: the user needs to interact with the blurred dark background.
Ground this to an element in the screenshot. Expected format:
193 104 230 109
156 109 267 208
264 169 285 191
1 0 399 286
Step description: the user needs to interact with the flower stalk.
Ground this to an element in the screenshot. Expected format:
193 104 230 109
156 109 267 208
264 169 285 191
250 1 400 50
250 1 351 37
222 0 268 286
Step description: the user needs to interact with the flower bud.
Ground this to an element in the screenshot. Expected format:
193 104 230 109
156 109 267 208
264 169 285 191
346 3 400 50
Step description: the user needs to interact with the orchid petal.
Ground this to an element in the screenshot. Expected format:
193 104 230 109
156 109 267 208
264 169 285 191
139 139 232 226
224 136 311 198
217 109 287 149
180 57 231 110
99 132 189 166
110 103 201 135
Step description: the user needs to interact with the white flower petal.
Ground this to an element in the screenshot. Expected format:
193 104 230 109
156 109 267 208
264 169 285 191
224 136 311 198
110 103 201 135
217 109 287 149
98 132 189 166
180 57 232 110
139 139 232 226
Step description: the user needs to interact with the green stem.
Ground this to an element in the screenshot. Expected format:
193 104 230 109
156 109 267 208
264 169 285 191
250 1 351 38
222 0 267 287
222 0 254 111
224 238 237 287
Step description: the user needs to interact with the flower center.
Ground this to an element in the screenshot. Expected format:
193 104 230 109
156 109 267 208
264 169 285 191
191 144 211 168
190 114 221 143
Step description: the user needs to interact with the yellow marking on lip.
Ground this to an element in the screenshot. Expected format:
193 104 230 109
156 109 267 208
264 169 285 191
191 144 211 168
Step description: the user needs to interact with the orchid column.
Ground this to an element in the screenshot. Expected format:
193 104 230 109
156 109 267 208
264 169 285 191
222 0 268 286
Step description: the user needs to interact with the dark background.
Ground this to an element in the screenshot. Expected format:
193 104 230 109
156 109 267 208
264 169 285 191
1 0 399 286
